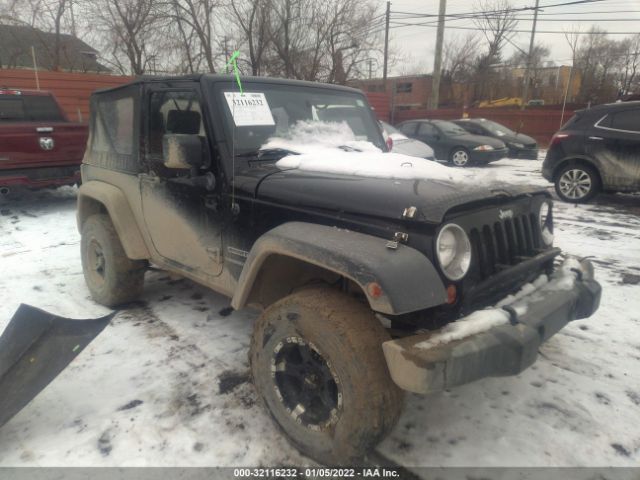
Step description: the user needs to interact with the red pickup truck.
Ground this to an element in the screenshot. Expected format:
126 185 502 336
0 88 88 194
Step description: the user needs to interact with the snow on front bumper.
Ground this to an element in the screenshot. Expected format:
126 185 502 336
382 257 602 394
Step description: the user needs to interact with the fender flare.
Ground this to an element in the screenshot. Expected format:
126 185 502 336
231 222 447 315
77 181 150 260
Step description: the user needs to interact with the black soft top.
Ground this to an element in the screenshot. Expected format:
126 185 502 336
93 74 363 97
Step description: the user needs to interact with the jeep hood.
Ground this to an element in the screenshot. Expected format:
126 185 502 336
255 167 545 224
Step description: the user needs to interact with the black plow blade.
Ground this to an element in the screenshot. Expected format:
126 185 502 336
0 304 114 429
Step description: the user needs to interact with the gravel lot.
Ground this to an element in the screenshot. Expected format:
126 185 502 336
0 157 639 469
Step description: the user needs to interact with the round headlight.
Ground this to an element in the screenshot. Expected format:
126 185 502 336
436 224 471 280
539 201 554 245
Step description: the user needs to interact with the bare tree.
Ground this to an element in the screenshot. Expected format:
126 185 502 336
573 27 623 103
443 33 478 82
617 34 640 96
86 0 165 75
264 0 380 82
168 0 220 73
228 0 271 75
473 0 518 63
472 0 518 101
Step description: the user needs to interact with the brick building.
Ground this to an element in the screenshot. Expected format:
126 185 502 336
351 75 439 111
510 65 582 105
351 66 582 111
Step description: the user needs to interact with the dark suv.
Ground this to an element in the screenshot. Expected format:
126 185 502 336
543 101 640 203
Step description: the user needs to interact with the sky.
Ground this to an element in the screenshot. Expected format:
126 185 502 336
372 0 640 76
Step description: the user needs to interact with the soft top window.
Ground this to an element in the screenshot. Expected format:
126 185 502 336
93 96 134 155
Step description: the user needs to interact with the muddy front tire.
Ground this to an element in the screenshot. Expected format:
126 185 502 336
81 214 146 307
250 287 403 466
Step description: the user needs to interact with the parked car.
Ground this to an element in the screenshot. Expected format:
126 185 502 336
380 120 435 160
453 118 539 159
0 88 88 194
75 75 600 465
397 119 508 166
542 101 640 203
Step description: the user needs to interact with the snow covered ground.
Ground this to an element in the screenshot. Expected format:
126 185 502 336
0 157 639 469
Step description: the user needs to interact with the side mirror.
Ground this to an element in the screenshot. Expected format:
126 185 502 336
162 134 202 170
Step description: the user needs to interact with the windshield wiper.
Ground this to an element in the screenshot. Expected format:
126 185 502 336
236 147 299 161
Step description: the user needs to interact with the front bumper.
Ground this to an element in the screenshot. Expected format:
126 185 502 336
471 147 509 163
510 147 539 160
382 258 601 394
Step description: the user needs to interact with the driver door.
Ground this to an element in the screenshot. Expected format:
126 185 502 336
139 88 223 278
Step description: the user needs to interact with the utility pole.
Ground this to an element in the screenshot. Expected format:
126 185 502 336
428 0 446 110
368 59 373 79
521 0 540 110
383 1 391 86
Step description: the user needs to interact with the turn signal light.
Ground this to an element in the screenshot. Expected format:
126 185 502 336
367 282 383 299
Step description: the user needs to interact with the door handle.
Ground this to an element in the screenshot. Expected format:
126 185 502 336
36 127 53 133
588 136 603 140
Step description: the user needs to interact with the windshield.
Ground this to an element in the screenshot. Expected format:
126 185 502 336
432 120 467 136
480 119 515 136
210 80 386 155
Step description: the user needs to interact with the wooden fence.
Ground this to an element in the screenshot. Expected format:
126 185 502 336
1 71 575 145
0 69 133 123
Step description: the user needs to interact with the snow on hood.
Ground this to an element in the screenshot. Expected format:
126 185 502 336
265 121 471 183
276 151 472 182
263 120 381 154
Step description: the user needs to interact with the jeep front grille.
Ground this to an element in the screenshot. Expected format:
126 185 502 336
469 214 541 279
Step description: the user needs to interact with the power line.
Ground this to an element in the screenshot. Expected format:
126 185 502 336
392 14 640 22
390 0 608 19
388 22 640 35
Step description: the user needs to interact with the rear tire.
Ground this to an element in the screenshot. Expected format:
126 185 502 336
554 163 600 203
81 214 146 306
250 287 403 465
449 148 470 167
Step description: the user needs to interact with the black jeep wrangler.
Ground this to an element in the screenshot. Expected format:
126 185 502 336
77 74 601 465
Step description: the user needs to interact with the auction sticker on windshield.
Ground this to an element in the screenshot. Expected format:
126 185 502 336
224 92 275 126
